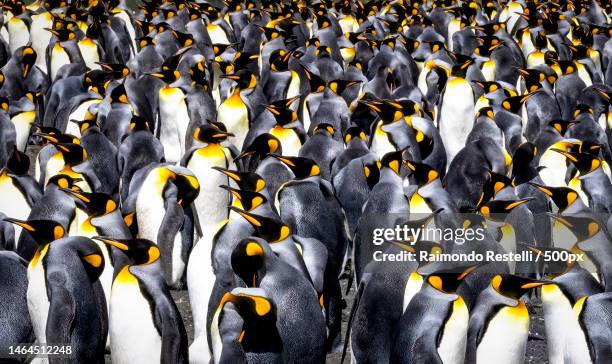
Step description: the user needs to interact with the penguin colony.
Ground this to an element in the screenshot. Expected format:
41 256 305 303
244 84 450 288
0 0 611 362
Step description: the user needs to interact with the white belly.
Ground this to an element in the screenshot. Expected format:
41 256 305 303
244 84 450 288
539 149 568 187
371 122 396 159
187 235 218 364
12 111 36 151
50 45 70 81
0 175 31 243
78 40 101 71
136 186 166 243
27 251 50 345
217 98 249 150
270 126 301 157
437 297 469 364
439 78 475 167
30 13 53 72
113 10 137 55
481 60 496 81
159 87 190 164
402 272 423 313
188 148 229 231
8 17 30 54
67 99 102 136
110 274 161 364
206 24 229 44
476 303 529 364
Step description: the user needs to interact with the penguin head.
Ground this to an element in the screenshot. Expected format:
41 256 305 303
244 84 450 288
189 60 208 88
363 160 381 189
34 129 80 145
550 60 577 76
379 149 404 175
327 79 360 96
299 64 326 93
313 123 335 137
473 81 504 95
574 140 602 157
529 183 579 212
478 198 533 221
61 189 118 217
0 74 4 95
109 84 130 105
269 155 320 179
474 36 503 58
231 238 267 287
94 237 160 265
212 167 266 192
221 185 267 211
229 207 291 243
360 99 419 123
475 106 495 120
137 36 156 50
52 142 88 165
501 92 535 114
47 27 77 42
516 68 545 92
3 218 65 246
193 124 234 144
99 62 130 80
490 274 547 299
171 30 194 48
235 134 282 162
84 70 110 96
167 169 199 207
404 160 439 186
573 104 594 119
220 69 257 90
548 214 601 242
265 101 299 127
46 174 83 190
476 171 515 208
344 126 367 145
70 113 99 135
5 146 30 176
450 54 473 78
129 115 152 133
547 119 574 136
422 265 479 293
550 149 601 175
19 46 36 78
269 49 294 72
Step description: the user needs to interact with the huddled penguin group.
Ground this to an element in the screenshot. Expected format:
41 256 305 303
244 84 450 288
0 0 611 363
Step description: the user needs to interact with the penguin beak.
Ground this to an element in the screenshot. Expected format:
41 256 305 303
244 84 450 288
212 131 235 139
22 64 31 78
550 148 578 162
93 236 129 251
505 198 534 210
3 218 35 231
220 74 241 81
148 73 164 79
60 188 91 203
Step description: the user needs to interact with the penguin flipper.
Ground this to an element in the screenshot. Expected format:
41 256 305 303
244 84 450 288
580 293 612 363
412 330 444 364
45 273 74 344
154 295 189 364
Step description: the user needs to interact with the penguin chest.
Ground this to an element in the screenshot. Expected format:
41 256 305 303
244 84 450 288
27 246 50 344
439 78 475 164
371 121 396 159
11 111 36 151
217 93 249 149
158 87 189 163
402 272 423 313
541 284 592 364
136 173 168 243
286 70 301 101
437 297 469 364
44 152 66 186
481 60 496 82
538 149 568 187
476 302 529 364
0 175 30 242
30 12 53 71
50 44 70 81
110 269 161 363
8 17 29 54
270 125 302 156
206 23 229 44
78 39 101 70
409 190 432 214
188 145 230 230
67 99 102 136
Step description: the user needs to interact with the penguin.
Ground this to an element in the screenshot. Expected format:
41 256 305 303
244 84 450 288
42 236 108 363
46 27 84 81
78 116 120 196
0 148 42 244
229 237 326 363
217 69 260 150
526 245 603 364
465 274 546 364
149 49 192 163
390 265 477 363
117 115 165 204
0 97 16 168
211 287 282 364
299 123 344 180
438 57 476 168
1 219 65 347
94 237 188 364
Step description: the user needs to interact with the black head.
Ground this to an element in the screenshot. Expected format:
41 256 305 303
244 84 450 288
229 207 291 242
3 218 65 246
